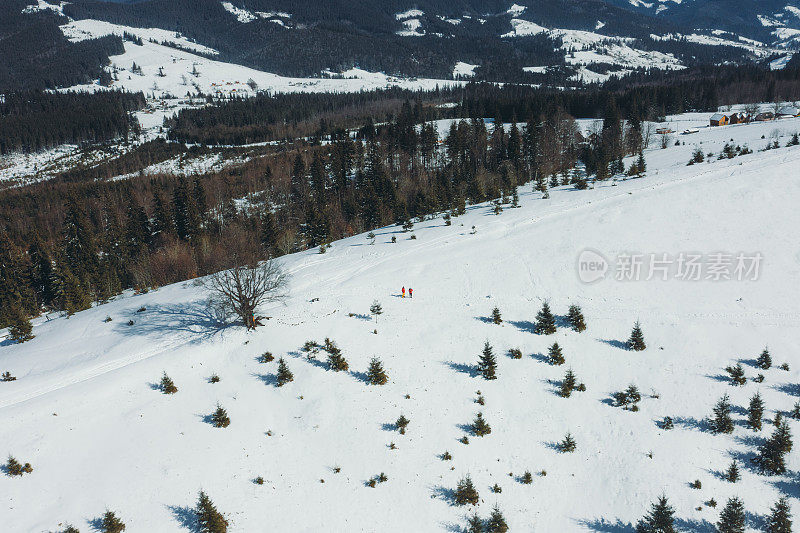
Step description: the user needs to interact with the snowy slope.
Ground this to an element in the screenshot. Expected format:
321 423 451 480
2 115 800 531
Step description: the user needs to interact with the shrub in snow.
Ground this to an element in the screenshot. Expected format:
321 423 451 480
690 480 702 489
454 475 479 505
547 342 565 366
521 471 533 484
301 340 320 358
628 321 646 351
366 357 388 385
612 385 641 411
63 525 80 533
324 338 348 372
196 491 228 533
710 394 734 434
467 513 483 533
478 342 497 380
661 416 674 430
210 404 230 428
160 372 177 394
508 348 522 359
5 456 32 476
567 304 586 332
396 414 410 434
1 371 16 382
209 374 220 383
780 363 790 371
472 412 491 437
254 476 264 485
757 347 772 370
100 511 126 533
635 495 675 533
476 394 485 405
441 451 452 461
492 483 502 493
560 369 577 397
717 497 746 533
754 422 792 475
491 307 502 324
276 358 293 387
258 351 274 363
370 301 383 321
791 402 800 420
534 302 556 335
460 436 469 445
725 363 747 386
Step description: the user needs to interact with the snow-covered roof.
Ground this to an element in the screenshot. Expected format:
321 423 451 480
710 113 727 120
778 106 799 116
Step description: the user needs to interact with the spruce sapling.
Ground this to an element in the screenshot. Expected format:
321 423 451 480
628 321 646 351
454 475 479 505
276 358 293 386
366 357 388 385
472 412 491 436
758 347 772 370
210 404 230 428
747 392 764 431
478 341 497 380
559 432 577 452
560 369 577 397
534 302 557 334
635 495 676 533
766 497 792 533
717 497 746 533
160 372 177 394
710 394 734 434
491 307 502 324
548 342 565 365
196 491 228 533
726 363 747 386
567 304 586 332
486 505 509 533
100 511 126 533
725 460 740 483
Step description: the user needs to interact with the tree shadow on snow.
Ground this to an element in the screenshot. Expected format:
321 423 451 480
349 370 370 384
347 313 372 321
773 382 800 397
739 358 761 369
769 470 800 499
252 372 278 387
474 316 495 325
674 518 717 532
113 300 231 342
704 373 732 384
431 485 459 506
442 360 478 377
598 338 629 350
672 416 710 432
167 504 200 532
288 350 328 371
507 320 537 334
530 351 550 364
87 517 105 532
575 518 635 532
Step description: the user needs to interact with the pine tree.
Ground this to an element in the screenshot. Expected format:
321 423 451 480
567 304 586 332
491 307 502 325
324 338 349 371
717 497 746 533
260 211 277 252
211 404 230 428
370 301 383 322
628 321 646 351
454 475 479 505
160 372 177 394
478 341 497 380
747 393 764 431
196 491 228 533
63 525 80 533
5 456 23 476
710 394 734 434
758 347 772 370
6 303 34 343
766 497 792 533
560 369 577 397
559 432 577 452
635 495 676 533
486 505 509 533
636 151 647 176
276 358 293 386
548 342 565 366
467 512 484 533
725 460 740 483
534 302 557 334
726 363 746 386
396 414 410 434
100 511 126 533
366 357 388 385
755 422 792 475
472 412 492 436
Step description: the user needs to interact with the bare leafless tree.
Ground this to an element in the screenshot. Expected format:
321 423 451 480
203 258 289 329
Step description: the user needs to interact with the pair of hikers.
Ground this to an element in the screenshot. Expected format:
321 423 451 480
401 286 413 298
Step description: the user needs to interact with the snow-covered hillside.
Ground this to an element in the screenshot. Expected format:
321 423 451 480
2 114 800 531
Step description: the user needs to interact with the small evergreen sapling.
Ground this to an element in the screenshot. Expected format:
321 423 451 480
478 341 498 380
508 348 522 359
472 412 492 436
567 304 586 332
7 305 34 343
367 357 388 385
370 301 383 322
628 321 646 351
5 456 23 476
534 302 557 335
396 414 410 434
196 491 228 533
747 392 764 431
521 470 533 484
717 497 746 533
63 525 80 533
276 358 293 386
100 511 126 533
454 475 479 505
754 422 793 475
725 460 740 483
635 495 676 533
548 342 565 366
710 394 734 434
211 404 230 428
486 505 509 533
467 513 484 533
324 338 349 371
758 347 773 370
766 497 792 533
726 363 747 386
560 369 577 397
490 307 502 324
661 416 674 430
160 372 177 394
559 432 577 452
1 371 16 382
258 351 274 363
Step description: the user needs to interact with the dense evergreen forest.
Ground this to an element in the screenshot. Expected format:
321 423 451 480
0 0 125 92
2 63 800 332
0 91 145 155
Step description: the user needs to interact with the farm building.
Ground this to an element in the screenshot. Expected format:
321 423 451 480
728 112 749 124
755 111 775 121
778 106 800 117
710 113 729 126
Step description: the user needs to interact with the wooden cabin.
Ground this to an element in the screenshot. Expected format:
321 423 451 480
710 113 729 126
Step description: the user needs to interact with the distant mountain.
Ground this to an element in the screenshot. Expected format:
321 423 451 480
4 0 797 91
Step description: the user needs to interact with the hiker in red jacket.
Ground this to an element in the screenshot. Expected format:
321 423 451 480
409 288 413 298
401 286 405 298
